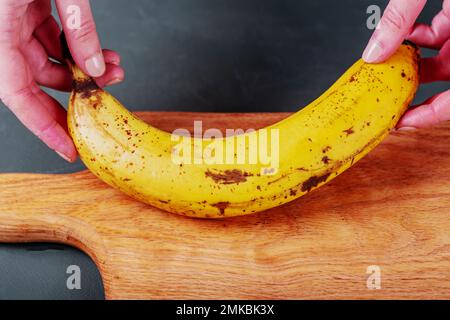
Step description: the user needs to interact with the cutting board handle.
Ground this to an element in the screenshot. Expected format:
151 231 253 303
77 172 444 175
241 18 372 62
0 172 108 262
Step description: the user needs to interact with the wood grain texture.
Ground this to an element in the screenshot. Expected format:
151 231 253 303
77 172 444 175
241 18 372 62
1 112 450 300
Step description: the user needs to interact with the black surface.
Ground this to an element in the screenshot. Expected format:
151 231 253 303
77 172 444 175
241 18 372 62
0 0 446 299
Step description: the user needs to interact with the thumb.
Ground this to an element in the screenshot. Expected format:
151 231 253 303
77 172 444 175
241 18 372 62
363 0 427 63
56 0 105 77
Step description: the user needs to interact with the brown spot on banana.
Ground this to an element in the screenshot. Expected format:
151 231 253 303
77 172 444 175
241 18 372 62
72 78 99 99
301 173 332 192
212 202 230 215
343 127 355 135
321 156 331 164
322 146 332 153
205 169 253 185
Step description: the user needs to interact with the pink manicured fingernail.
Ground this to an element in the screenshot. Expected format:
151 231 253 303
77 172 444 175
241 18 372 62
397 126 417 131
85 53 106 77
363 41 383 63
105 78 122 86
56 151 72 162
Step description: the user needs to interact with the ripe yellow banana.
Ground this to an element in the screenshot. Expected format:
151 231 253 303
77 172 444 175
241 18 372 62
67 43 419 218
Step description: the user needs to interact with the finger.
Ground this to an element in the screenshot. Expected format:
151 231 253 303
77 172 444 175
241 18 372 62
407 10 450 49
21 36 72 91
55 0 106 77
419 39 450 83
0 46 76 161
102 49 121 66
363 0 427 63
22 37 123 92
34 15 63 60
0 1 34 31
35 21 121 66
34 88 68 130
413 91 447 107
2 82 77 161
445 0 450 19
95 63 125 88
0 0 34 7
397 90 450 128
25 0 52 32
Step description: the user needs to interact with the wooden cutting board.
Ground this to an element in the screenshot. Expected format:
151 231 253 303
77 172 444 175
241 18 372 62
1 112 450 300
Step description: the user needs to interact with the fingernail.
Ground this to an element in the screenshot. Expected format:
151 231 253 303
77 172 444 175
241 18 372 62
105 78 122 87
397 126 417 132
85 53 106 77
56 151 72 162
363 41 383 63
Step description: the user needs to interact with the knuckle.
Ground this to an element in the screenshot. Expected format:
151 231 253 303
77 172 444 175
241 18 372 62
36 119 58 139
0 85 34 108
382 6 407 32
429 103 442 124
69 19 97 44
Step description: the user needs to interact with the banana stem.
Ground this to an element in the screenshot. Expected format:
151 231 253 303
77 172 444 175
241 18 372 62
59 33 97 88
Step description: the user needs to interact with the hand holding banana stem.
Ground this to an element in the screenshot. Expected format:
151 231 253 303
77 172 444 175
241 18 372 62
0 0 124 162
0 1 448 163
363 0 450 130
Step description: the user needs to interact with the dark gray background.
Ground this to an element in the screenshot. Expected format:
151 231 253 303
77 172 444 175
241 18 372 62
0 0 446 299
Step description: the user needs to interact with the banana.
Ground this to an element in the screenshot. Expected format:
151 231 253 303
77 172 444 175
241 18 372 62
67 43 419 218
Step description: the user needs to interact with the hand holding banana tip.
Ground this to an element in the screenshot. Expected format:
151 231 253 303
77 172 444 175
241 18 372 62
0 0 124 162
363 0 450 130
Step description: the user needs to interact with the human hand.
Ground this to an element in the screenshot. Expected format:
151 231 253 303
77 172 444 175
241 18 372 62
363 0 450 130
0 0 124 162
